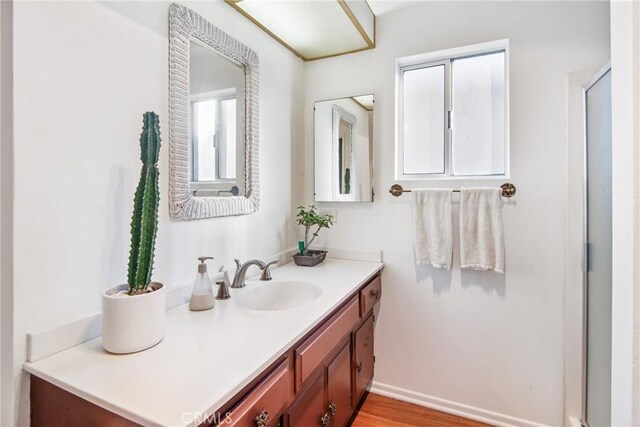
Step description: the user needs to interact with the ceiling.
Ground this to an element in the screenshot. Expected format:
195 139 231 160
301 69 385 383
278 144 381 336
225 0 376 61
225 0 419 60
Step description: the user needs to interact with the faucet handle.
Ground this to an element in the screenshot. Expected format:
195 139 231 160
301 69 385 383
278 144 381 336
215 280 231 300
234 259 242 269
260 261 278 281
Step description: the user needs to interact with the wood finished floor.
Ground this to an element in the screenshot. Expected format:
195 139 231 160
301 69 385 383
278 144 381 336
350 393 491 427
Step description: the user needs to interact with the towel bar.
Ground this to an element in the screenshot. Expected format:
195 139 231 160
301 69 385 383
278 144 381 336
389 183 516 198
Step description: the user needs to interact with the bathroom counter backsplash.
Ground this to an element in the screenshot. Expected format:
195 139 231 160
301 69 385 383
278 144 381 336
23 258 384 427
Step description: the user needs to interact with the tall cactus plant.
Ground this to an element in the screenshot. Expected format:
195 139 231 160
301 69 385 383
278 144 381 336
344 168 351 194
127 112 161 295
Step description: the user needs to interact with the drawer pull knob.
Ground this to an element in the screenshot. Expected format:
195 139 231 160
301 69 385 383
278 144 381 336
355 361 363 373
321 413 331 427
329 402 337 415
370 289 380 299
255 410 269 427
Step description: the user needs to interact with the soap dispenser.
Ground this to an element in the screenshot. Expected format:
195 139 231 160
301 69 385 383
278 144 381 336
189 256 215 311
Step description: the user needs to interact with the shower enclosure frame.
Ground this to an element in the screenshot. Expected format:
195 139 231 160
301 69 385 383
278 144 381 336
581 61 612 427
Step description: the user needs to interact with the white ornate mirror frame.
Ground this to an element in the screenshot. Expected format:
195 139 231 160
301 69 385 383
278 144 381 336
169 3 259 220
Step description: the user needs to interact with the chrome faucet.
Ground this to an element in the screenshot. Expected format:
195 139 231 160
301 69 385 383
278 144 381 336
231 259 267 288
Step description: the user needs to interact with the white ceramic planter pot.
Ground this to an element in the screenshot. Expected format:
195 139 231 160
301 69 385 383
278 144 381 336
102 282 166 354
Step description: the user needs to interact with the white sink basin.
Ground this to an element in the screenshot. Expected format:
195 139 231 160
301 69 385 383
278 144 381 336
236 281 323 311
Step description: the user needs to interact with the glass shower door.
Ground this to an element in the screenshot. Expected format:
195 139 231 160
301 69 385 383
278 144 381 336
584 66 612 427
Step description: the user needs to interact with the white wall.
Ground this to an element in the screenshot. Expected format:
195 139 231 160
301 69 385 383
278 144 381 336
304 2 609 425
610 0 640 425
0 1 14 424
10 1 303 424
5 1 617 426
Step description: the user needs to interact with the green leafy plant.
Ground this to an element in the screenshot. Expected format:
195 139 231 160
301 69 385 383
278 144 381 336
296 205 334 256
127 112 161 295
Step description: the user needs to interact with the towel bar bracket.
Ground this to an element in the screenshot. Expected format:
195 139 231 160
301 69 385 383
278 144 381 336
389 183 517 198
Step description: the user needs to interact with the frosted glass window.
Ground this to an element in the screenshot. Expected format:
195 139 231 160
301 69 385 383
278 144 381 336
396 42 508 179
402 65 445 174
452 52 505 175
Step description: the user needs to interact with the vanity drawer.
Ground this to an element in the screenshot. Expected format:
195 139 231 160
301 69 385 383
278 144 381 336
295 297 359 390
359 274 382 317
225 361 290 427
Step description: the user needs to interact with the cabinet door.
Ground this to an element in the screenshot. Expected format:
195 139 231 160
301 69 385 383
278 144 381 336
295 297 359 390
353 315 374 405
286 373 326 427
326 342 352 427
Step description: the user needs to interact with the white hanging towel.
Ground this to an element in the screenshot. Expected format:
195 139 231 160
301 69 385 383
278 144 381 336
411 189 453 269
459 188 505 273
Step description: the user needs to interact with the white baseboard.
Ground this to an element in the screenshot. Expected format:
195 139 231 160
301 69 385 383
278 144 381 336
370 381 551 427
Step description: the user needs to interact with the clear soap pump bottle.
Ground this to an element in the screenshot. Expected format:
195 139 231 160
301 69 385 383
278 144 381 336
189 256 215 311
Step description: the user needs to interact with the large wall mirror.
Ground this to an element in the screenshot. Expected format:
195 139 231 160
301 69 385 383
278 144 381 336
314 95 374 202
169 3 259 220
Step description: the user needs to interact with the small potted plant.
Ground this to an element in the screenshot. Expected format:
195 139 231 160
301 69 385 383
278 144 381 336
102 112 166 354
293 205 334 267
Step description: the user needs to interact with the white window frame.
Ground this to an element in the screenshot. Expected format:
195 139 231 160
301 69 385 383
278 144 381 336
395 39 510 181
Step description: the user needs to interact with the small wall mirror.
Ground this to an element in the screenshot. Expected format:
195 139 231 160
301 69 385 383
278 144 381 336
169 4 259 220
314 95 374 202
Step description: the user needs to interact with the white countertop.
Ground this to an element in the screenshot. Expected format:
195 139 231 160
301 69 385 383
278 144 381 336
24 259 383 427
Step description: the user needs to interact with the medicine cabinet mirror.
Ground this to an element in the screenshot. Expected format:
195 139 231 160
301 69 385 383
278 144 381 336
169 3 259 220
314 95 374 202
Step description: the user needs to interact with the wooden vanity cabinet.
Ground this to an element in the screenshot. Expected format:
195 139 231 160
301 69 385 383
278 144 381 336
218 273 381 427
29 272 382 427
282 273 380 427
